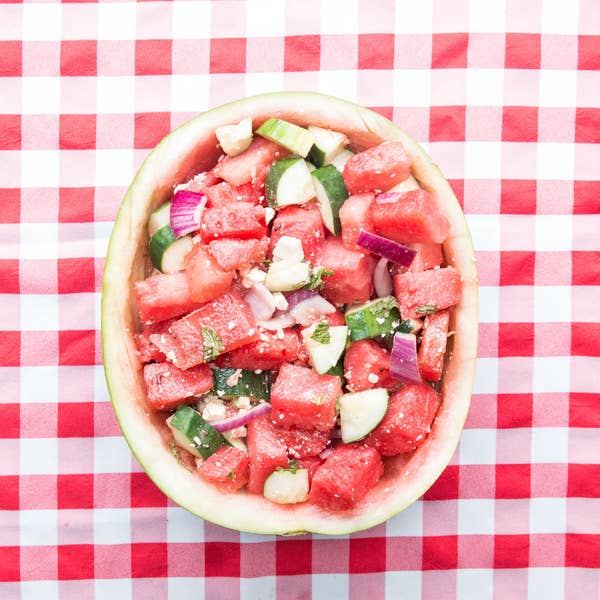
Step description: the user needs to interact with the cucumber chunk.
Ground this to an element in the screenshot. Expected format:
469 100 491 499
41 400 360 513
265 260 310 292
263 468 309 504
167 405 226 459
307 125 348 167
326 358 345 383
215 117 253 157
265 157 315 208
311 164 349 234
256 118 315 157
386 174 420 194
339 388 389 443
212 368 272 401
345 296 404 341
149 225 193 273
330 149 354 173
148 202 171 238
301 321 348 375
272 235 304 263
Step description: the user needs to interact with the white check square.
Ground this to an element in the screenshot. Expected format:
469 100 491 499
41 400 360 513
394 71 432 107
21 295 59 331
172 2 211 39
21 151 60 188
457 568 494 600
21 366 59 405
466 69 504 106
20 510 58 546
459 429 497 465
534 286 571 323
93 508 131 544
529 498 567 533
23 4 62 41
535 215 572 251
458 499 495 535
478 286 500 324
98 3 136 40
465 142 502 179
537 143 575 180
472 358 498 395
241 577 276 600
320 0 358 34
466 215 501 251
539 70 577 107
530 427 569 463
168 578 206 600
533 357 570 393
95 150 134 187
21 581 59 600
541 0 580 34
21 78 61 115
20 438 58 475
313 574 349 600
386 499 423 536
468 0 506 33
171 75 210 112
166 507 205 543
528 568 565 600
97 76 135 114
385 571 421 599
94 436 133 473
395 0 432 33
95 580 133 600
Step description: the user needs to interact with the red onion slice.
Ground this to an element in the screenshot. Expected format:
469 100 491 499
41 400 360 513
375 192 402 203
170 190 206 238
319 447 333 460
390 332 422 384
289 295 336 327
256 310 297 331
373 258 393 297
244 283 277 322
357 230 416 267
212 402 272 432
286 289 318 309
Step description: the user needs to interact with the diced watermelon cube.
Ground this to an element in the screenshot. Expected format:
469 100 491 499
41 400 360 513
342 141 413 194
246 416 289 494
205 181 261 208
418 309 450 382
308 443 384 511
296 456 323 484
269 202 325 263
298 308 346 330
406 243 443 272
365 382 441 455
196 446 249 493
135 271 202 325
251 163 270 201
134 318 176 363
143 362 213 411
343 339 396 392
180 170 220 194
213 137 288 186
207 237 269 272
200 203 266 242
274 426 330 459
151 292 259 370
370 189 450 244
393 266 461 319
184 244 234 303
316 237 376 305
270 364 341 431
216 327 305 371
339 193 374 250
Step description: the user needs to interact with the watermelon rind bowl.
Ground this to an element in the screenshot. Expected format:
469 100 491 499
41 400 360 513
102 92 478 535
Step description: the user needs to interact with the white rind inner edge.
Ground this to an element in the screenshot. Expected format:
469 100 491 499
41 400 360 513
102 91 478 536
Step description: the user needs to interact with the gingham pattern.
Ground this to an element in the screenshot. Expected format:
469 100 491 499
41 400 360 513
1 1 599 598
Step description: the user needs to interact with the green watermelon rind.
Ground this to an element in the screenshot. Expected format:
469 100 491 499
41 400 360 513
102 92 478 535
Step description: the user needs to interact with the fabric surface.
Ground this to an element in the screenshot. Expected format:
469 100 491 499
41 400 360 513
1 0 599 598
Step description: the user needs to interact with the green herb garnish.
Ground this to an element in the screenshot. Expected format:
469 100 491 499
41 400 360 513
305 266 334 290
415 304 437 315
202 326 224 361
310 319 331 344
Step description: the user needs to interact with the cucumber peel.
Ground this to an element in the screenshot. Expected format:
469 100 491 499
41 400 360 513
256 118 315 157
311 164 349 234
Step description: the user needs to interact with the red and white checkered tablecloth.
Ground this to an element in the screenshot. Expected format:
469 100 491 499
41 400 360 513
1 0 599 598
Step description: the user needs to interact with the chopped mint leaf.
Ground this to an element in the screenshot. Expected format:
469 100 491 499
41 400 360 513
310 319 331 344
369 296 398 319
227 471 235 480
277 459 299 474
397 319 415 334
202 326 224 362
305 265 334 290
415 304 437 315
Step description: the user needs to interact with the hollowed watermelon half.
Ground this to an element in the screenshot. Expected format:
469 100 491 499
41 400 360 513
102 92 478 535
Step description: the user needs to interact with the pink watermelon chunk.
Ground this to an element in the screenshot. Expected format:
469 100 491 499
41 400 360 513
196 446 249 493
135 271 203 326
246 416 289 494
418 309 450 382
143 362 213 411
343 339 396 392
184 244 234 303
274 426 330 459
315 237 377 305
309 444 384 511
270 364 341 432
365 383 441 456
207 237 269 272
342 141 413 194
339 193 375 250
200 203 266 242
406 243 444 272
393 266 461 319
371 189 450 244
212 137 288 186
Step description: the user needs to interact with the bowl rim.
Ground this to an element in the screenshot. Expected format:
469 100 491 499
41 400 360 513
102 91 478 535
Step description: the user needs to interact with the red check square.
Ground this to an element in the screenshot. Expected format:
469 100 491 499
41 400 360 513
59 188 95 223
349 537 386 573
58 474 94 509
58 402 94 438
502 106 538 142
58 258 96 294
432 34 468 68
498 322 534 357
497 393 533 428
59 331 95 366
0 332 20 367
0 114 21 150
134 112 171 149
59 114 96 150
0 42 22 76
0 476 19 510
569 393 600 428
422 536 458 570
578 36 600 70
0 189 20 223
284 36 320 71
59 545 94 580
276 540 312 575
210 38 246 73
0 260 20 294
131 543 168 578
505 33 541 68
423 465 459 500
495 464 531 499
429 106 466 142
0 404 19 438
573 181 600 214
130 472 168 508
572 322 600 356
204 542 240 577
575 107 600 143
136 40 172 75
500 251 535 285
494 534 530 568
0 547 20 581
358 34 394 70
568 464 600 498
61 41 97 76
572 251 600 285
501 180 536 214
566 534 600 568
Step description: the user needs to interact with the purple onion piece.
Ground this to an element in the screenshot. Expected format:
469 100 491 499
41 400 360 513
375 192 403 203
289 295 336 327
390 332 422 384
373 258 393 297
170 190 206 238
357 230 416 267
286 288 318 309
212 402 272 432
256 310 297 331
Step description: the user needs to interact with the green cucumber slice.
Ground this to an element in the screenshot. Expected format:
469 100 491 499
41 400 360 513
330 149 354 173
215 117 253 156
212 368 272 400
167 405 226 459
339 388 389 443
256 118 315 157
263 468 309 504
265 157 315 208
326 358 345 382
307 125 348 167
265 260 310 292
301 322 348 375
311 164 349 234
149 225 193 273
148 202 171 238
345 296 403 341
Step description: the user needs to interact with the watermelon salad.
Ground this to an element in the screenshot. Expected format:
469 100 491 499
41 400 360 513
132 116 463 511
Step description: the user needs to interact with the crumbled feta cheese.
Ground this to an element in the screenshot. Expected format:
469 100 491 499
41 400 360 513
202 398 226 422
235 396 251 410
276 328 285 340
272 236 304 263
264 207 276 224
226 425 247 438
272 292 289 311
242 267 267 288
226 369 243 387
367 373 379 384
